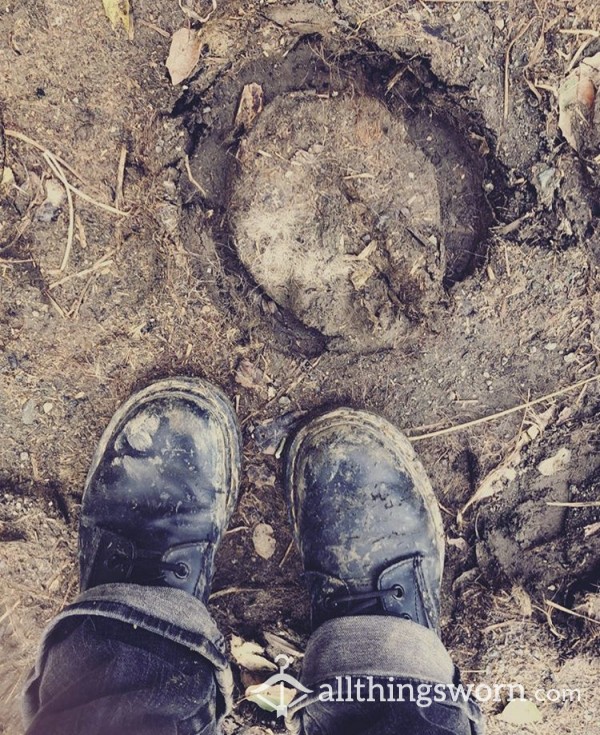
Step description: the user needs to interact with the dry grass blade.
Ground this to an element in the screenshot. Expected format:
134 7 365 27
43 151 75 272
504 17 539 120
209 586 260 600
184 153 207 197
5 128 129 217
5 129 87 183
49 251 115 290
115 145 127 210
68 182 129 216
408 374 600 441
178 0 217 23
546 500 600 508
545 599 600 625
0 601 20 626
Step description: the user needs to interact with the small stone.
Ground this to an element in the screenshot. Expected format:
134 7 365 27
21 399 37 425
278 395 291 408
495 18 505 31
544 342 558 351
267 386 277 399
538 447 571 476
252 523 276 560
563 353 577 364
20 451 29 461
43 401 54 414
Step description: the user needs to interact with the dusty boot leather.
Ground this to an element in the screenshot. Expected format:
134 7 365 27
79 377 241 604
284 408 444 631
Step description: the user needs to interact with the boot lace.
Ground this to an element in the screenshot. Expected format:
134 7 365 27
105 548 190 580
327 584 412 619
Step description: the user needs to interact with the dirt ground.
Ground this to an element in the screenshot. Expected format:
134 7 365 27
1 1 599 733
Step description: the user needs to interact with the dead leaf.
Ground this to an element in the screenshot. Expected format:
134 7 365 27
234 83 264 132
234 358 269 393
264 631 304 659
558 52 600 152
458 407 554 522
230 635 278 672
583 521 600 539
574 592 600 622
511 585 533 617
102 0 133 39
497 699 542 725
350 261 375 290
166 28 202 86
253 523 276 560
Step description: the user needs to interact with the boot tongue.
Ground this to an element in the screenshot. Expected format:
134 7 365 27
306 555 439 631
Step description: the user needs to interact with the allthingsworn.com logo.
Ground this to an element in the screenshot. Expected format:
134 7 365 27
247 660 582 719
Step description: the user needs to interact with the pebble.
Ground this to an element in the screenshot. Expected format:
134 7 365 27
21 399 37 425
538 447 571 477
252 523 276 560
43 401 54 414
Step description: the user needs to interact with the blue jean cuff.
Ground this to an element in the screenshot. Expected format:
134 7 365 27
22 583 233 724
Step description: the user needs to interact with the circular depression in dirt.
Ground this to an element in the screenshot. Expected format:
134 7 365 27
229 90 490 351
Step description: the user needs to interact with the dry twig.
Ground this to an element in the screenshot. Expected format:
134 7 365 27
545 599 600 626
408 374 600 441
184 153 208 197
504 17 539 120
43 151 75 272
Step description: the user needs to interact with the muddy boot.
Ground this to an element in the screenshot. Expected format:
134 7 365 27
284 407 444 631
79 377 242 602
24 378 241 735
284 410 484 735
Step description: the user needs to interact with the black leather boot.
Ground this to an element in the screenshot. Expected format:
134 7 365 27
79 377 241 604
284 408 444 631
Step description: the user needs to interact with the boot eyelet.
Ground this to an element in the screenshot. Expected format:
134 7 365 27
400 612 412 620
392 585 405 600
174 562 190 579
105 552 126 570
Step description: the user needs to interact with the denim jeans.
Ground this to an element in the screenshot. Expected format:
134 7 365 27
23 584 484 734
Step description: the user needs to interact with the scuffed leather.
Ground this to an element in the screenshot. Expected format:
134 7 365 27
79 381 241 603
